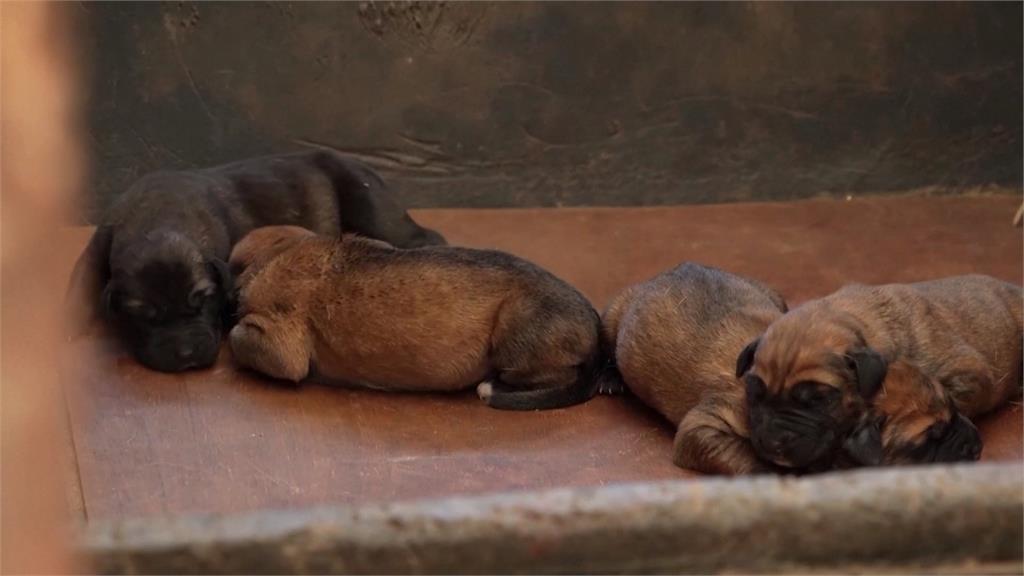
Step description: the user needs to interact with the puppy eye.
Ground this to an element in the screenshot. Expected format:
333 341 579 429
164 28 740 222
927 422 949 440
188 290 209 310
745 375 767 402
792 382 838 407
122 300 157 320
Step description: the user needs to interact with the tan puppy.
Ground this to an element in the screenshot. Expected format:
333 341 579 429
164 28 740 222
228 226 606 410
842 360 981 467
737 275 1022 469
602 263 788 474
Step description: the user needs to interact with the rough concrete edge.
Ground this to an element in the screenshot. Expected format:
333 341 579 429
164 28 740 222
81 462 1024 575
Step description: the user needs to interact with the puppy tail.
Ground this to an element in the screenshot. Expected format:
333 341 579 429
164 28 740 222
479 356 625 411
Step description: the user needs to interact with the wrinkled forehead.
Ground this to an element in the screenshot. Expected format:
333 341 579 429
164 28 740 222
754 327 852 393
116 257 212 306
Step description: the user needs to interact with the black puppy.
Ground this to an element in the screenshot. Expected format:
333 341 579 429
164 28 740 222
66 150 445 372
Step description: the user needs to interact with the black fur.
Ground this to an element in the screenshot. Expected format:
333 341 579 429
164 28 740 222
735 338 760 377
891 412 982 464
843 414 885 466
207 258 236 327
847 347 888 398
483 354 624 411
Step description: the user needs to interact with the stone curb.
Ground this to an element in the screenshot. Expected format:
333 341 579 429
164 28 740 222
82 462 1024 574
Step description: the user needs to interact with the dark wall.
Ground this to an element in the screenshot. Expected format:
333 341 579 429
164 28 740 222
81 1 1022 217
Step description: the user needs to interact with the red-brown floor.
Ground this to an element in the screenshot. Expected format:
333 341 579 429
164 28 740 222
59 195 1023 520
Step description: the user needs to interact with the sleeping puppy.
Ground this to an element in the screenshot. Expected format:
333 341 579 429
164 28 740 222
228 226 605 410
737 274 1022 470
842 360 982 467
65 151 445 373
602 262 788 474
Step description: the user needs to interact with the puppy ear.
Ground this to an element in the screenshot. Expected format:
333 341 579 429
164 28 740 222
735 337 761 377
847 347 888 398
843 414 885 466
65 225 114 338
208 257 232 288
207 258 236 324
100 282 120 317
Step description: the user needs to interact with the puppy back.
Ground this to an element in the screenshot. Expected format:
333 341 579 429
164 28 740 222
611 263 786 423
912 275 1023 401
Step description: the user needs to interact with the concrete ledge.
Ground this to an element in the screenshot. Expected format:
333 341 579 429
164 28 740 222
82 463 1023 574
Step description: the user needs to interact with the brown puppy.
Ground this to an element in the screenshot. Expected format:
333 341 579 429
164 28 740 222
842 360 981 467
602 263 788 474
228 226 605 410
737 275 1022 470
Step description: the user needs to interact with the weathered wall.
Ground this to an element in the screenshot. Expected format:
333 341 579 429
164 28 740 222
80 2 1022 217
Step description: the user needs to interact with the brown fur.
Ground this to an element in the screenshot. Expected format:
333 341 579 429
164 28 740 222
228 226 603 410
228 225 317 279
871 361 956 461
744 274 1021 467
831 358 984 468
602 263 788 475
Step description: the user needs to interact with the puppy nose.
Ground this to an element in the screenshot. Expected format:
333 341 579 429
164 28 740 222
177 345 195 360
964 442 982 461
774 431 797 449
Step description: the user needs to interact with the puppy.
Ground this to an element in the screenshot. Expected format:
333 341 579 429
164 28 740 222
842 360 982 467
65 151 445 372
602 263 788 474
228 226 604 410
737 274 1022 470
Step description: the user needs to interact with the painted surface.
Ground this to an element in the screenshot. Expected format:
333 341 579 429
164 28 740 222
59 196 1022 520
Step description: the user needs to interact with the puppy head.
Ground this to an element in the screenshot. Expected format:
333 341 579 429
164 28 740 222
229 225 317 280
736 312 884 470
843 361 982 466
103 232 232 372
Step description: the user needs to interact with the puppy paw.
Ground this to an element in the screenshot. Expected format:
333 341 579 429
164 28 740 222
597 377 626 395
476 381 494 401
595 363 627 395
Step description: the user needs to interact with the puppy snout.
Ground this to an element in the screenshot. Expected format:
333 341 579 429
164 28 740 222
960 429 983 462
177 344 195 360
774 430 797 449
750 427 794 466
162 327 219 370
956 413 983 461
758 427 799 457
933 414 983 463
963 441 982 461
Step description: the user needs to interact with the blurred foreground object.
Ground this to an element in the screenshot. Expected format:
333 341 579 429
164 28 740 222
1 2 86 573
